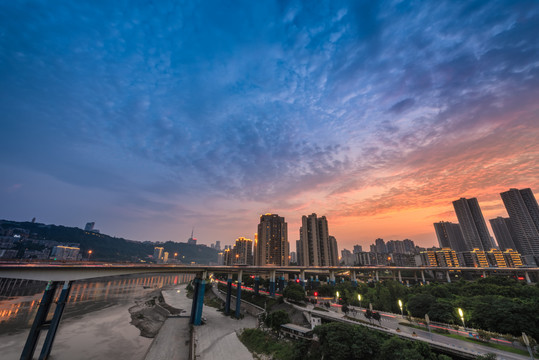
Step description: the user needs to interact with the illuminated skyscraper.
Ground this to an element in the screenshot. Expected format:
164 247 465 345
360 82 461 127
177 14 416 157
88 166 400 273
500 188 539 265
452 197 494 251
255 214 289 266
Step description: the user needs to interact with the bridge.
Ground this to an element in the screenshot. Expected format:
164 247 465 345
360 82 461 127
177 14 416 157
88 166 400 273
1 262 538 359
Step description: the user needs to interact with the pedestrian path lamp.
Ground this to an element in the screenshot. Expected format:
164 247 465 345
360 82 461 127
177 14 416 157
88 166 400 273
458 308 466 331
398 299 403 317
358 294 362 309
335 291 340 303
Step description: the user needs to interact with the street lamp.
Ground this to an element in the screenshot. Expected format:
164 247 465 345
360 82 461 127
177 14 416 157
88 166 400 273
358 294 362 309
398 299 404 317
335 291 340 303
458 308 466 331
88 250 93 261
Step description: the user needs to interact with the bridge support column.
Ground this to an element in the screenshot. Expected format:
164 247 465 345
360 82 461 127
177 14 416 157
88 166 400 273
254 276 260 295
525 271 531 284
235 270 243 319
314 275 320 289
225 273 233 315
278 275 285 293
269 271 276 297
446 271 451 283
21 281 59 360
39 280 73 360
398 270 402 283
375 271 379 282
190 275 206 325
421 270 426 284
351 271 357 287
300 270 305 288
329 271 336 286
482 271 487 278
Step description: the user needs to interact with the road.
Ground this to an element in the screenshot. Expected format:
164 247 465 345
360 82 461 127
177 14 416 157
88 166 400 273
296 302 530 360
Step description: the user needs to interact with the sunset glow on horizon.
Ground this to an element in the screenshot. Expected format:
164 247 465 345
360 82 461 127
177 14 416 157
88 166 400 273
1 1 538 250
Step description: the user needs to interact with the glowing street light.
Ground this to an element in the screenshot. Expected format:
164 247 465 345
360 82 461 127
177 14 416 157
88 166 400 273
458 308 466 330
88 250 93 261
398 299 403 317
335 291 340 303
358 294 362 308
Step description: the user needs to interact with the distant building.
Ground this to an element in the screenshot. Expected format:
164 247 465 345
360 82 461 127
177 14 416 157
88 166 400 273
255 214 289 266
231 237 253 265
489 217 517 251
297 213 338 266
153 247 164 261
500 188 539 265
163 252 169 263
50 245 80 261
341 249 354 265
452 198 494 251
353 245 363 254
84 222 95 231
215 241 221 251
217 251 225 265
375 238 387 253
434 221 468 252
290 251 297 264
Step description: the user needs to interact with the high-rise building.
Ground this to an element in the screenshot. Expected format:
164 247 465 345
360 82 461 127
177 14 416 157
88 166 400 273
452 198 494 251
374 238 387 253
353 245 363 254
255 214 289 266
433 221 468 252
215 241 221 251
231 237 253 265
500 188 539 264
84 222 95 231
297 213 338 266
489 217 517 251
290 251 297 264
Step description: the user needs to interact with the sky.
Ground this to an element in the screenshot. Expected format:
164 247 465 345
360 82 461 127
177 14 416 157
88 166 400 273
1 1 538 251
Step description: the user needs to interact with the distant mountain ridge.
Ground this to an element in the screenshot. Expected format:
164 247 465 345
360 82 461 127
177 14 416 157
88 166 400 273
0 219 219 264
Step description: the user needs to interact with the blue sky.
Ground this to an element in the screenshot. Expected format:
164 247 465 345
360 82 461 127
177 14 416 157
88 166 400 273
1 1 538 249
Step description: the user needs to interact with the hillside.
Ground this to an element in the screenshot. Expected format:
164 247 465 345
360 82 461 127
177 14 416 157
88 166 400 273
0 220 219 264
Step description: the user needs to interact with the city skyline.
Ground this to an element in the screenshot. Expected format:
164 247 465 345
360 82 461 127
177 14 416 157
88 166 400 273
1 1 538 250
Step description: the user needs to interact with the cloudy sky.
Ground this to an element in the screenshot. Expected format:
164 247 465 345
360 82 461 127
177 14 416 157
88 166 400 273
1 0 538 250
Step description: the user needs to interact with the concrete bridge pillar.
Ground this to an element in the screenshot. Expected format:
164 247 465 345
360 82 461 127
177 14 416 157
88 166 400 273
375 271 379 282
278 274 285 293
190 272 207 325
421 270 426 284
482 270 487 279
446 271 451 283
525 271 531 284
398 270 402 283
225 273 233 314
351 271 357 287
269 270 276 297
300 270 306 288
329 271 336 286
254 276 260 295
235 270 243 318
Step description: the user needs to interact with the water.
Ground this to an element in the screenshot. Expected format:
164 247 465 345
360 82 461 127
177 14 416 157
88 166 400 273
0 273 194 359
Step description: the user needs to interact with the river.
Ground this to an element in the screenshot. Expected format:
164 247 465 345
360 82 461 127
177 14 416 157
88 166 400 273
0 273 194 360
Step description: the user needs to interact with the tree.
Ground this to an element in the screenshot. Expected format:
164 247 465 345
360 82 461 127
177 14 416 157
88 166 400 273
283 283 306 302
407 294 435 318
264 310 290 332
475 354 497 360
314 322 382 360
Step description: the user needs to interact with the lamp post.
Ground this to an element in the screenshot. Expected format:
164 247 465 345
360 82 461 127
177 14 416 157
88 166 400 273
458 308 466 331
358 294 362 309
522 332 535 360
88 250 93 261
335 291 340 304
425 314 433 340
398 299 404 318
